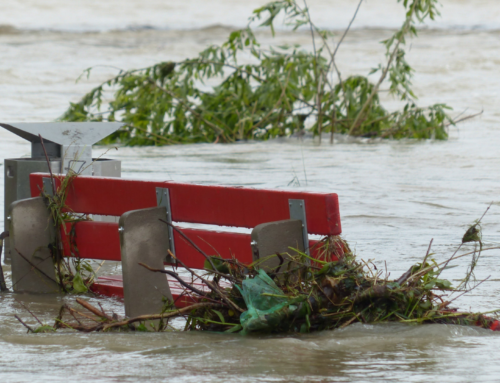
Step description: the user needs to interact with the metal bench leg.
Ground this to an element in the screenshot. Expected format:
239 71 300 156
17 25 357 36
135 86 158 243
119 206 173 319
8 197 59 293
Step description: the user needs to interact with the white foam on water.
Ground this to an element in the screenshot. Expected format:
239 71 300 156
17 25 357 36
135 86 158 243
0 0 499 32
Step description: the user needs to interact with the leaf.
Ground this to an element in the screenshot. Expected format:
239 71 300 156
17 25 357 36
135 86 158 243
136 323 150 332
33 325 56 333
424 281 435 290
317 264 331 276
71 272 88 294
224 324 242 333
419 300 432 310
59 0 453 144
462 224 481 243
212 310 226 324
204 256 230 274
435 279 452 290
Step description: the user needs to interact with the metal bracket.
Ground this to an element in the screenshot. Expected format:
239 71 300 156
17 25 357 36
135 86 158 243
42 177 54 197
289 199 310 256
156 187 176 262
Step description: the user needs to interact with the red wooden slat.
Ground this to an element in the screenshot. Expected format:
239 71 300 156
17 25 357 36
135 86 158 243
61 221 121 261
172 228 253 268
30 173 341 235
90 275 250 309
90 281 124 299
91 276 218 308
59 221 333 268
59 221 254 266
91 281 199 308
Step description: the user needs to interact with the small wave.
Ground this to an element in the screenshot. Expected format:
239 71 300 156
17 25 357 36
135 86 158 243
3 22 500 36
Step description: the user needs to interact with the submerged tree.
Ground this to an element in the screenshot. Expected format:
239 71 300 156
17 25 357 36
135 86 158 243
61 0 453 145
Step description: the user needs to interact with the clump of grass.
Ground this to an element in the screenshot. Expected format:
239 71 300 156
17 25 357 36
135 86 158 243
41 171 97 294
35 135 100 294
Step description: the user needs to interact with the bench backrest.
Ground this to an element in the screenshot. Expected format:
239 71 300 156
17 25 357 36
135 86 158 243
29 173 342 269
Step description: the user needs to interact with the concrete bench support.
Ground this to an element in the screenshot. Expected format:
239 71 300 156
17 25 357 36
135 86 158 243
119 206 173 318
9 197 59 293
251 219 305 276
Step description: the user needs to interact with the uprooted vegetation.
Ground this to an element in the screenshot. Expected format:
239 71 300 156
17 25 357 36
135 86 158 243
15 207 500 335
60 0 468 145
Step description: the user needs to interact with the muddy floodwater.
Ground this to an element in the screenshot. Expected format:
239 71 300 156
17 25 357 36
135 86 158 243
2 0 500 381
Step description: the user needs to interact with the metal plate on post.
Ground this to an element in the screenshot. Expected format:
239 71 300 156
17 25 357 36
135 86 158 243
42 177 54 196
289 199 310 256
156 187 176 263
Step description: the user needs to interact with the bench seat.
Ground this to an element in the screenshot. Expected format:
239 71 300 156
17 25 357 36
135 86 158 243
92 274 232 308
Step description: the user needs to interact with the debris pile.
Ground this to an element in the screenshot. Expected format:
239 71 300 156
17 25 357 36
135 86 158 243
15 218 500 334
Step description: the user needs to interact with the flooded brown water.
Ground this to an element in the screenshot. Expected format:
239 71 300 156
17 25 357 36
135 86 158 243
2 1 500 381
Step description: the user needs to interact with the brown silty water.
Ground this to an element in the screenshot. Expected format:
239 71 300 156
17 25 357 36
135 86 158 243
1 1 500 381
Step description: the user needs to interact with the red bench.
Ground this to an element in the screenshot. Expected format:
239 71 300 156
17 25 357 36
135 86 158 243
10 172 342 317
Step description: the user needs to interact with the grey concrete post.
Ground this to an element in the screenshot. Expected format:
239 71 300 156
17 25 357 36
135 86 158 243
4 159 61 263
8 197 59 293
119 207 173 319
251 219 305 277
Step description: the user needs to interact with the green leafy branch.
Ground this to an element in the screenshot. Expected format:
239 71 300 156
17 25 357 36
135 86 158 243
60 0 456 145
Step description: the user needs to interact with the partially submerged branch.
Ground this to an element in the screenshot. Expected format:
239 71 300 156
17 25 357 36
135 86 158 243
60 0 458 145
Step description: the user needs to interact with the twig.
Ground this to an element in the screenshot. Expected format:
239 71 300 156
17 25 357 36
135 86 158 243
421 238 434 269
75 298 114 321
138 263 208 297
14 248 59 286
182 59 265 83
326 0 363 110
159 219 218 272
349 1 418 135
97 302 108 318
436 204 491 281
15 298 43 325
163 238 243 312
477 202 492 225
53 305 66 329
38 134 56 196
249 69 292 132
405 246 500 285
160 222 245 313
302 0 324 143
102 302 224 331
329 0 363 67
445 110 483 127
38 136 69 292
65 305 101 323
274 253 285 275
68 308 84 326
15 315 34 333
58 320 101 332
398 239 435 286
448 276 491 305
147 79 230 139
